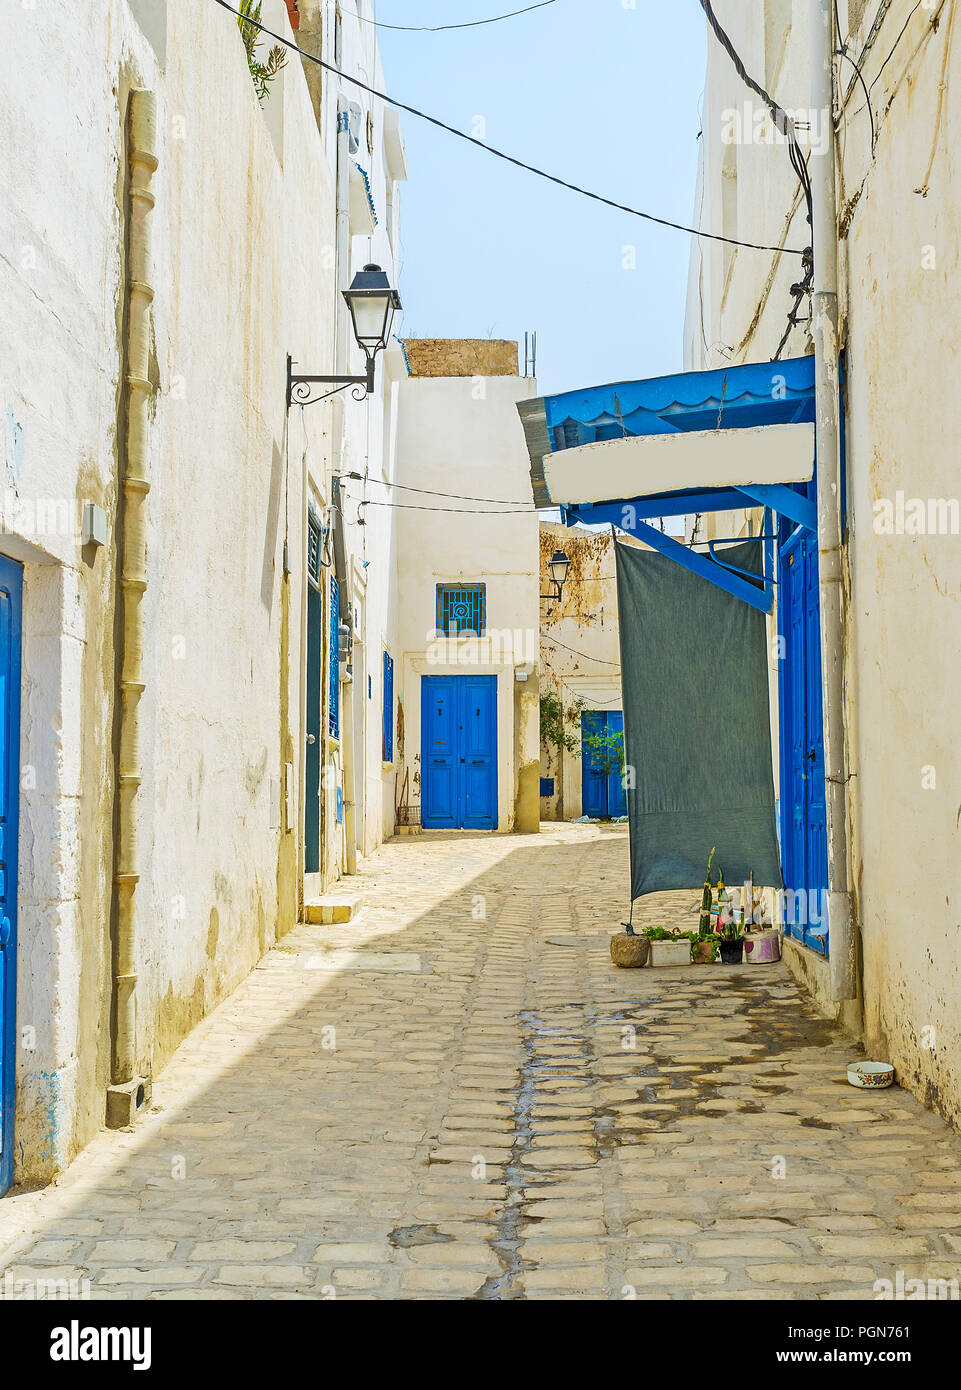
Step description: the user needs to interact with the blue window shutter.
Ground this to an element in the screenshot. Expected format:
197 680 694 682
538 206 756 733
383 651 394 761
329 576 339 739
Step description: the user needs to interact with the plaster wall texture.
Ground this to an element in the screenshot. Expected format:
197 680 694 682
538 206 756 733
685 0 961 1126
0 0 401 1181
539 525 623 822
392 375 539 833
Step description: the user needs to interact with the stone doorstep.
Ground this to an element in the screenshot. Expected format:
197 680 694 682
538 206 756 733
302 894 365 926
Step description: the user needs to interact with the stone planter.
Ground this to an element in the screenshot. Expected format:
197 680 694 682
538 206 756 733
649 939 692 968
610 933 651 969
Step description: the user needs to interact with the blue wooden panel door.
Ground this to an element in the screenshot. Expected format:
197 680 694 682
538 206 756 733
461 675 497 829
606 710 627 818
582 710 626 818
778 507 829 953
581 710 608 818
0 554 22 1197
422 676 497 830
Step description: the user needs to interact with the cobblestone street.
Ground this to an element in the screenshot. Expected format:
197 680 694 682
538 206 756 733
1 824 960 1301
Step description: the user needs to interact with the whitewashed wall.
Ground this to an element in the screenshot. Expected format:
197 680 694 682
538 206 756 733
687 0 961 1126
0 0 384 1180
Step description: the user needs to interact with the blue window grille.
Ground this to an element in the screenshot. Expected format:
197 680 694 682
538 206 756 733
329 576 340 739
383 651 394 762
436 583 486 636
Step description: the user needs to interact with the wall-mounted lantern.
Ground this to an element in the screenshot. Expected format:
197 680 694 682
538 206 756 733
541 549 571 603
287 263 402 406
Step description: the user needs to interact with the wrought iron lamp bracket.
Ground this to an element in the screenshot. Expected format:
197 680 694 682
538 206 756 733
287 354 374 407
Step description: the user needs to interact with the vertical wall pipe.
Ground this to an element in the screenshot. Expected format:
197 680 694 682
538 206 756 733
113 89 158 1089
811 4 856 1001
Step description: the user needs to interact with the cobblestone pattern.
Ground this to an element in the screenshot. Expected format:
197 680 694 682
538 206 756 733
1 825 959 1300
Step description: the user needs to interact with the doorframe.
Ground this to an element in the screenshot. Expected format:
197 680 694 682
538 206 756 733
0 554 23 1197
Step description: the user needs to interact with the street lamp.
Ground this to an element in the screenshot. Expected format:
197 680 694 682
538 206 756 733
287 264 402 406
541 549 571 603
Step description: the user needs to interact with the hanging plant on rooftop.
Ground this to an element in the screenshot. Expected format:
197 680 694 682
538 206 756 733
237 0 287 104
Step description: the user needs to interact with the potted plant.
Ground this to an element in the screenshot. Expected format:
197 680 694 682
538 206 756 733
643 926 692 967
691 930 720 963
717 908 746 964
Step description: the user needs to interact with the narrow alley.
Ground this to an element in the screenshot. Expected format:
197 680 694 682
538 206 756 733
1 825 958 1302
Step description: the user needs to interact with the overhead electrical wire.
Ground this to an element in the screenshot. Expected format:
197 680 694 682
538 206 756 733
696 0 814 360
337 471 529 505
352 497 536 514
355 0 560 32
541 634 621 668
210 0 805 255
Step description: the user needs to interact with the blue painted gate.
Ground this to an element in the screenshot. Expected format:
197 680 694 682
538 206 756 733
581 710 627 819
422 675 497 830
778 502 829 953
0 554 22 1197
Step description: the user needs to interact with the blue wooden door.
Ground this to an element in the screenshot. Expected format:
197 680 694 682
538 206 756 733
582 710 626 818
606 711 627 818
0 554 22 1197
422 676 497 829
778 508 828 952
461 676 497 829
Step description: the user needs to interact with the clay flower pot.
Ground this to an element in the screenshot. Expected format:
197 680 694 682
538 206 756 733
692 937 719 964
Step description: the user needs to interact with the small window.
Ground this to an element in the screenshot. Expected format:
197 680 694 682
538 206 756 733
329 576 340 739
436 584 486 636
382 651 394 762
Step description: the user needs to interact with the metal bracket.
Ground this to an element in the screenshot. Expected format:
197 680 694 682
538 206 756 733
287 353 373 407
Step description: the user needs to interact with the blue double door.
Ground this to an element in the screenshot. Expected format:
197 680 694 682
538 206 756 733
422 676 497 830
0 555 22 1197
581 710 627 819
778 505 829 953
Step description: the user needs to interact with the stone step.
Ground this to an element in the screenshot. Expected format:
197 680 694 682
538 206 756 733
302 894 364 925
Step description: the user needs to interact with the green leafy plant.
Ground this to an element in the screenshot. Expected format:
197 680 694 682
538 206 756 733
717 909 746 942
642 926 687 942
540 691 585 755
237 0 287 104
691 932 720 961
582 723 625 778
698 845 717 936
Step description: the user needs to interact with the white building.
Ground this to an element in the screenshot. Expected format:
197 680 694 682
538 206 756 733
391 341 540 836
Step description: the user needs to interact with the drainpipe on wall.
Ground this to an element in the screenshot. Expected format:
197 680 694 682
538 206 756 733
107 89 157 1127
811 2 857 1002
334 101 358 876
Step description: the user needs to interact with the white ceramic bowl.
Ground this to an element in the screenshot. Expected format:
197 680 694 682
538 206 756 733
847 1060 894 1089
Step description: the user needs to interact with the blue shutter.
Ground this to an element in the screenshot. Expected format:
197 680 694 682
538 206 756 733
329 576 339 740
383 651 394 762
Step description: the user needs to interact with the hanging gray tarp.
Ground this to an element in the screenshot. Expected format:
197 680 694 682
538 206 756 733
615 538 783 898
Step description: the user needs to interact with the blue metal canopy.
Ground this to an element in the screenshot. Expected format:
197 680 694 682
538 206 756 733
518 354 817 511
516 354 830 615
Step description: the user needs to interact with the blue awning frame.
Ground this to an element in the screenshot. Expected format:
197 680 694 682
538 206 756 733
518 354 843 615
